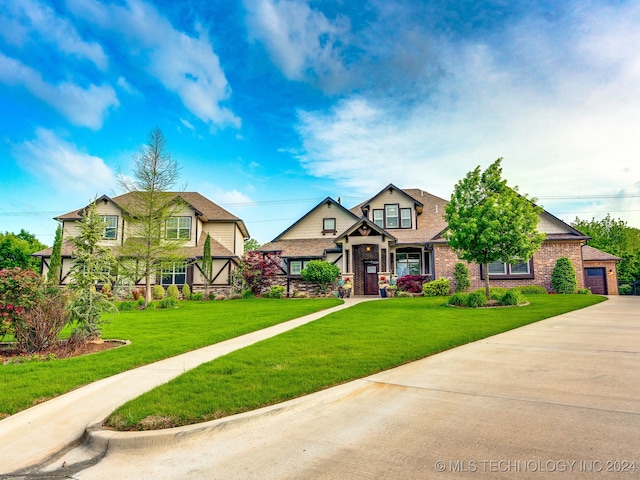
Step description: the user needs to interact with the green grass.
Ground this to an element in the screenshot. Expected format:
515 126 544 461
108 294 605 430
0 298 342 416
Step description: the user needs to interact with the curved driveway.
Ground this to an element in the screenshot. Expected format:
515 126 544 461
6 296 640 479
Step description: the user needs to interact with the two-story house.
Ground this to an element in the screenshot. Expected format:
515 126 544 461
261 184 618 295
33 192 249 295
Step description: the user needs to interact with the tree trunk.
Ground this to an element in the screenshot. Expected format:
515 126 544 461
145 274 152 306
484 262 491 298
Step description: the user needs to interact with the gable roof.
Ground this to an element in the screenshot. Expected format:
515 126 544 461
54 192 249 238
269 197 359 242
349 183 426 216
335 217 397 243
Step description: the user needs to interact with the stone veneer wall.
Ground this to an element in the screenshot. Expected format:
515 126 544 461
433 241 585 292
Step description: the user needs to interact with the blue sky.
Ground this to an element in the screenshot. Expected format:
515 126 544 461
1 0 639 246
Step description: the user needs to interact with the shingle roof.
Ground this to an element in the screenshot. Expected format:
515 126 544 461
582 245 621 262
54 192 249 238
260 238 337 257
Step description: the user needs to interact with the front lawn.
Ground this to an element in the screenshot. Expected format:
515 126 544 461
108 294 605 430
0 298 342 417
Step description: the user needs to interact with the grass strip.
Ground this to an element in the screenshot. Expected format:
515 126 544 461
109 294 605 430
0 298 341 416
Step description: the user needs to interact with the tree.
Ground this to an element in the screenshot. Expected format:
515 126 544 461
0 230 47 272
202 233 213 297
117 127 187 305
551 257 578 294
67 201 117 341
234 251 281 295
47 225 63 286
244 238 261 252
444 158 545 297
572 214 640 284
301 260 341 294
453 262 470 293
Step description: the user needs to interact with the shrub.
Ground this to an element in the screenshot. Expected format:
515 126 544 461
101 283 112 297
577 288 592 295
396 291 413 298
118 301 137 311
181 284 191 299
396 275 423 293
512 285 548 295
499 290 526 306
618 284 632 295
152 285 165 300
0 267 45 339
300 260 341 293
190 292 205 301
264 285 286 299
167 285 180 300
447 292 468 306
551 257 577 294
422 278 451 296
13 289 69 353
466 291 487 308
472 287 507 300
131 288 145 301
242 290 254 299
453 263 470 293
157 297 178 308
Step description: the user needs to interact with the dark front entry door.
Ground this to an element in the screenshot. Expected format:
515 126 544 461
364 262 379 295
585 267 607 294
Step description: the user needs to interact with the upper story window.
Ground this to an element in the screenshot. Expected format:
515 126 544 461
400 208 411 228
323 218 336 233
166 217 191 240
101 216 118 239
373 209 384 228
385 204 399 228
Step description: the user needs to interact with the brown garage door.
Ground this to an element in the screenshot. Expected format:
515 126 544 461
585 267 607 294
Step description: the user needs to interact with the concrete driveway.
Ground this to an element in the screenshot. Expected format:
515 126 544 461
6 296 640 479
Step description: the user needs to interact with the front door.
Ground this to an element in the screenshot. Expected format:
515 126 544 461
585 267 607 294
364 262 379 295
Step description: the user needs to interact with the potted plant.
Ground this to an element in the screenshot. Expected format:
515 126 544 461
385 285 397 298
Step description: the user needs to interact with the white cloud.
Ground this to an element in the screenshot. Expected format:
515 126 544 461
13 129 116 196
180 118 195 130
243 0 350 92
0 0 108 69
295 2 640 226
0 52 118 129
67 0 240 128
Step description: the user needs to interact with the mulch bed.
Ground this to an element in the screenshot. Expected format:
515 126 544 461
0 339 125 364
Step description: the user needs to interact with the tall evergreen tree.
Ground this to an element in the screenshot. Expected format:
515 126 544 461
202 233 212 297
47 225 63 286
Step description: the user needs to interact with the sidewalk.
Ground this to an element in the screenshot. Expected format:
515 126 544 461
0 296 377 474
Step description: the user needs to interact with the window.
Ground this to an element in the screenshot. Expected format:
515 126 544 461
161 263 186 285
484 259 533 279
102 216 117 239
400 208 411 228
290 261 302 275
385 204 399 228
373 209 384 228
396 252 421 277
166 217 191 240
323 218 336 233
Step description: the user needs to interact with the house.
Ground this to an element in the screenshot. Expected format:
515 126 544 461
33 192 249 295
261 184 617 295
581 245 621 295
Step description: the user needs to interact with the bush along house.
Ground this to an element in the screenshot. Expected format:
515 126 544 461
260 184 618 296
32 192 249 297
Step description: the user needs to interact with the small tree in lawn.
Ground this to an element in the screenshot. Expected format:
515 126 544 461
202 233 213 297
236 251 282 295
47 224 63 286
67 201 117 341
301 260 341 294
116 127 187 306
551 257 578 294
445 158 545 298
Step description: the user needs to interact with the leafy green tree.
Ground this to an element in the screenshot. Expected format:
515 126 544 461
301 260 341 293
572 214 640 283
444 158 545 297
0 230 47 272
551 257 578 294
244 238 261 252
234 251 282 295
67 201 117 341
202 233 213 297
47 225 63 286
117 127 187 305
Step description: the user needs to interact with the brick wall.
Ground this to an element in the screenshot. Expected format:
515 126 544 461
434 241 585 292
